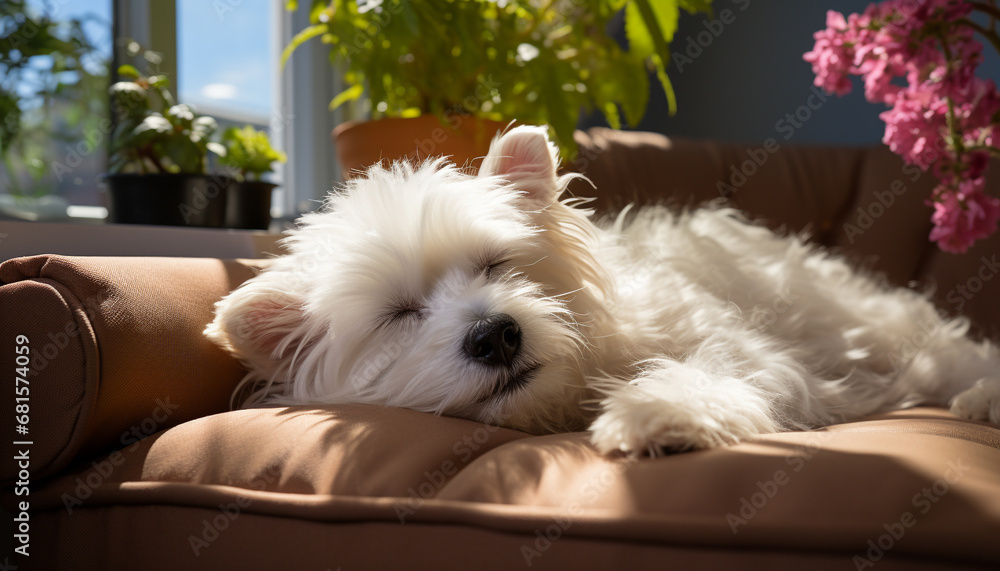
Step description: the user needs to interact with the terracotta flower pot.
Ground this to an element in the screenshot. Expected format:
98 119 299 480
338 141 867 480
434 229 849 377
332 115 510 177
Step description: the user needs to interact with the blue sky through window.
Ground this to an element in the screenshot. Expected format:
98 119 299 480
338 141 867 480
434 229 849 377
177 0 273 120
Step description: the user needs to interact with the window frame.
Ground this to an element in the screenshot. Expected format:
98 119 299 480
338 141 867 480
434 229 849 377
111 0 350 220
273 2 348 218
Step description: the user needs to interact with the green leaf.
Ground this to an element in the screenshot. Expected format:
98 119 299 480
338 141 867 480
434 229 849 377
217 124 285 178
538 71 577 159
618 55 650 126
280 23 328 69
167 104 195 125
329 84 364 110
162 136 204 173
624 3 654 60
394 2 421 38
117 64 140 79
133 115 172 136
192 115 218 138
602 102 622 131
651 54 676 116
678 0 713 16
109 81 146 97
308 1 327 23
206 141 227 157
630 0 679 46
631 0 679 115
147 75 170 88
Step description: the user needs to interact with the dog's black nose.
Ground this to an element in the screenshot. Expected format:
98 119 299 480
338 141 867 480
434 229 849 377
464 314 521 367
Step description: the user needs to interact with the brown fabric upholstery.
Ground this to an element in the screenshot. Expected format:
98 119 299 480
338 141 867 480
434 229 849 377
19 407 1000 570
3 129 1000 570
33 506 996 570
0 256 268 482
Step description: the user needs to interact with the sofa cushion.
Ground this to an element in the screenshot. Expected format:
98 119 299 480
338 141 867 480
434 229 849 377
22 405 1000 569
42 404 529 498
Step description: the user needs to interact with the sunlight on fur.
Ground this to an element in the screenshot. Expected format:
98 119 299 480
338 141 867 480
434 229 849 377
206 125 1000 455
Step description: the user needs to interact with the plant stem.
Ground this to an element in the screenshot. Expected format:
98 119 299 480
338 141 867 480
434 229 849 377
964 144 1000 157
970 0 1000 22
957 18 1000 55
937 31 965 179
140 147 166 173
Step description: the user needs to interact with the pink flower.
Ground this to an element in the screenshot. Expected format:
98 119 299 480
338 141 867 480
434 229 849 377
803 11 855 96
808 0 999 252
880 82 948 170
929 179 1000 253
856 50 907 104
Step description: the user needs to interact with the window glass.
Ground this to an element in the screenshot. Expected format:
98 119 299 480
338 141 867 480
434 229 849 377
1 0 111 207
177 0 274 132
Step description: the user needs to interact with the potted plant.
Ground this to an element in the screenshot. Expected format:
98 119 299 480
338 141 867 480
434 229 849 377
104 63 228 227
283 0 711 173
217 125 287 230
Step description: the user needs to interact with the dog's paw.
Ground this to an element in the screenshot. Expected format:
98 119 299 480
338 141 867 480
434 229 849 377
949 378 1000 424
588 404 732 456
588 380 776 456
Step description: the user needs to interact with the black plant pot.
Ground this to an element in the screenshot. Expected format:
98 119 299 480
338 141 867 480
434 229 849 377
225 181 275 230
103 173 229 227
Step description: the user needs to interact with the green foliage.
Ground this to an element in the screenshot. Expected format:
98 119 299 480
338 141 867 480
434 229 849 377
218 125 287 181
108 62 223 174
1 0 108 194
284 0 713 157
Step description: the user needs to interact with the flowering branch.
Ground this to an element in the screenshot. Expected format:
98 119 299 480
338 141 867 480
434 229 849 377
957 18 1000 54
805 0 1000 253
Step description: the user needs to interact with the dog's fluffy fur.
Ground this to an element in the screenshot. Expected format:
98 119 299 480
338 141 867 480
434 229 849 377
206 126 1000 455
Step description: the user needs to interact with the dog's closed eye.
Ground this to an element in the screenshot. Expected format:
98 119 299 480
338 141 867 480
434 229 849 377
476 252 513 280
377 302 425 329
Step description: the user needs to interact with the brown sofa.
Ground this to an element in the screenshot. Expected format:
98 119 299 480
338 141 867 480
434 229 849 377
2 129 1000 570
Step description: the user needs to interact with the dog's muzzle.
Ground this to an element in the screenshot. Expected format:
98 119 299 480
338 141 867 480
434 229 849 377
463 313 521 367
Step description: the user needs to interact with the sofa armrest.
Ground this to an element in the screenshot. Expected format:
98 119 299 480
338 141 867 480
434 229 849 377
0 255 268 482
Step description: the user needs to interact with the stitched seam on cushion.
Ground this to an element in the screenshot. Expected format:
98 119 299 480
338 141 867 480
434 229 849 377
31 277 102 481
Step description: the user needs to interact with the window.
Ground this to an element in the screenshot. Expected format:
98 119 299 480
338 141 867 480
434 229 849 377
176 0 284 214
177 0 274 124
1 0 112 209
1 0 347 223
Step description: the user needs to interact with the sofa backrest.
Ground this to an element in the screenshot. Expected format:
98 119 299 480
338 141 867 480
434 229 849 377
568 128 1000 339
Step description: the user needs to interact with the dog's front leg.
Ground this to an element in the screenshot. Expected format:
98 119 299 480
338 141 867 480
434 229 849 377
589 358 784 456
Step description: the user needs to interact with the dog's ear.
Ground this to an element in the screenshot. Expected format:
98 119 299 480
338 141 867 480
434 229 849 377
205 271 307 370
479 125 560 204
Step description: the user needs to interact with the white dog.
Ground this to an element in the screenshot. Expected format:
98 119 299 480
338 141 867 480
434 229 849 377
206 126 1000 455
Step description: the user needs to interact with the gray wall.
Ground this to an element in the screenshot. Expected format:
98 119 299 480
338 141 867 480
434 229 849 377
582 0 1000 146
